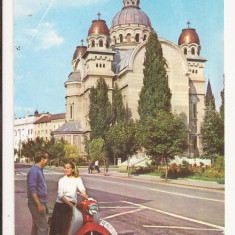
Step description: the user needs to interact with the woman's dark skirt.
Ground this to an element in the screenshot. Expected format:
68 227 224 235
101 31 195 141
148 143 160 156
49 202 74 235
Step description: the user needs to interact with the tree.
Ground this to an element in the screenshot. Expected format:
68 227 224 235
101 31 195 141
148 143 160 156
138 31 171 120
201 93 224 160
63 143 81 164
44 137 66 165
89 77 112 140
21 137 45 161
112 83 127 124
89 137 108 174
106 119 140 162
138 110 188 180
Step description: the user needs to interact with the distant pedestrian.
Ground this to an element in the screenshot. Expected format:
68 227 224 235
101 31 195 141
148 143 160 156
88 160 94 174
95 160 100 173
27 153 49 235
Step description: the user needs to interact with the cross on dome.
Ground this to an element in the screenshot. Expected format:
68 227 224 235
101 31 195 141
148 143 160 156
187 21 191 28
97 12 101 20
81 39 84 45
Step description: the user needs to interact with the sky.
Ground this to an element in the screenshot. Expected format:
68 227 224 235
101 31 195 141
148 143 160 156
14 0 224 118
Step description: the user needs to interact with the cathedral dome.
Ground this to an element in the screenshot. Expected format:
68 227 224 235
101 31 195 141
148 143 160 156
73 46 87 60
178 28 200 45
88 19 109 36
111 7 152 28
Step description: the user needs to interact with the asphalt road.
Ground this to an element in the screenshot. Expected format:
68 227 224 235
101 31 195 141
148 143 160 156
15 164 224 235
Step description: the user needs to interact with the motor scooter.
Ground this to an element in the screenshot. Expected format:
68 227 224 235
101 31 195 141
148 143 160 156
67 198 116 235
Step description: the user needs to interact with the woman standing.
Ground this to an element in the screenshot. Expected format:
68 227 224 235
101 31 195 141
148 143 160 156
49 162 88 235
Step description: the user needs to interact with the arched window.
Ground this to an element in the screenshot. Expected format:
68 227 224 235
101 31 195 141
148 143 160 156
184 48 187 55
113 36 117 44
91 40 95 47
96 63 98 68
103 64 105 68
143 34 147 41
192 47 195 55
119 34 123 43
135 34 140 42
127 33 131 42
99 40 103 47
100 63 102 68
106 40 109 48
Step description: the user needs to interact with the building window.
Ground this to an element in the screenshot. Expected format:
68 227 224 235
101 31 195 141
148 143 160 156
100 63 102 68
119 34 123 43
96 63 98 68
135 34 140 42
193 136 197 150
106 40 109 48
103 64 105 68
184 48 187 55
113 36 116 44
99 40 103 47
193 103 197 118
127 33 131 42
91 40 95 47
143 34 147 41
192 47 195 55
70 105 73 119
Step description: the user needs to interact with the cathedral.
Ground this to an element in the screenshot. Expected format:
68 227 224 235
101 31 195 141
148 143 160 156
53 0 207 158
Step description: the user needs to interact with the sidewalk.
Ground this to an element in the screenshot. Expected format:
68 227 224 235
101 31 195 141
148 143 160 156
107 171 225 190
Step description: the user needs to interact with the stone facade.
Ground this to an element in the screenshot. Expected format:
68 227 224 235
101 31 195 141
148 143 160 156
54 0 207 157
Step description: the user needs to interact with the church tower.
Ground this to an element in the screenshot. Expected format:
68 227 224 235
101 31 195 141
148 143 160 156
178 22 207 157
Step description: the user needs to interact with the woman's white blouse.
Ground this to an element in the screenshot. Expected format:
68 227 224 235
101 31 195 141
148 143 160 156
56 176 86 204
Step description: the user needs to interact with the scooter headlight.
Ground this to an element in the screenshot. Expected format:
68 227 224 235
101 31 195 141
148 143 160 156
88 203 99 215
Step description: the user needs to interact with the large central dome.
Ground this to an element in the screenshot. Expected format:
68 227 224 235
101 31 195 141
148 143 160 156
111 7 152 28
111 0 152 28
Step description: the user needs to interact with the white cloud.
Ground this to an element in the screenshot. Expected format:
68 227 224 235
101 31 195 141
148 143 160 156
36 29 64 50
25 22 64 51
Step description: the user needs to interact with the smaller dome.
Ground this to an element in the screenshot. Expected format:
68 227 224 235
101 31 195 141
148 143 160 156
73 46 87 60
178 28 200 45
88 19 109 36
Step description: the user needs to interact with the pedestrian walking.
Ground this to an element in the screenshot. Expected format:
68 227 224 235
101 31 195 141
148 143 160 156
95 160 100 173
27 153 49 235
88 160 94 174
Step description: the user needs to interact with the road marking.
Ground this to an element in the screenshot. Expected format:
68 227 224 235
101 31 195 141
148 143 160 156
101 208 143 220
143 225 221 231
86 178 224 203
121 201 224 231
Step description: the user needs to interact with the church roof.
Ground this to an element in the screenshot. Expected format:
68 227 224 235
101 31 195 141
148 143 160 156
112 49 134 73
66 72 82 83
185 55 207 62
178 28 200 45
88 19 109 36
73 46 87 60
53 122 83 134
111 7 152 28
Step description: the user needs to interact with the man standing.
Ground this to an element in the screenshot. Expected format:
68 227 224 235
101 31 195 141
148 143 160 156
27 153 49 235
